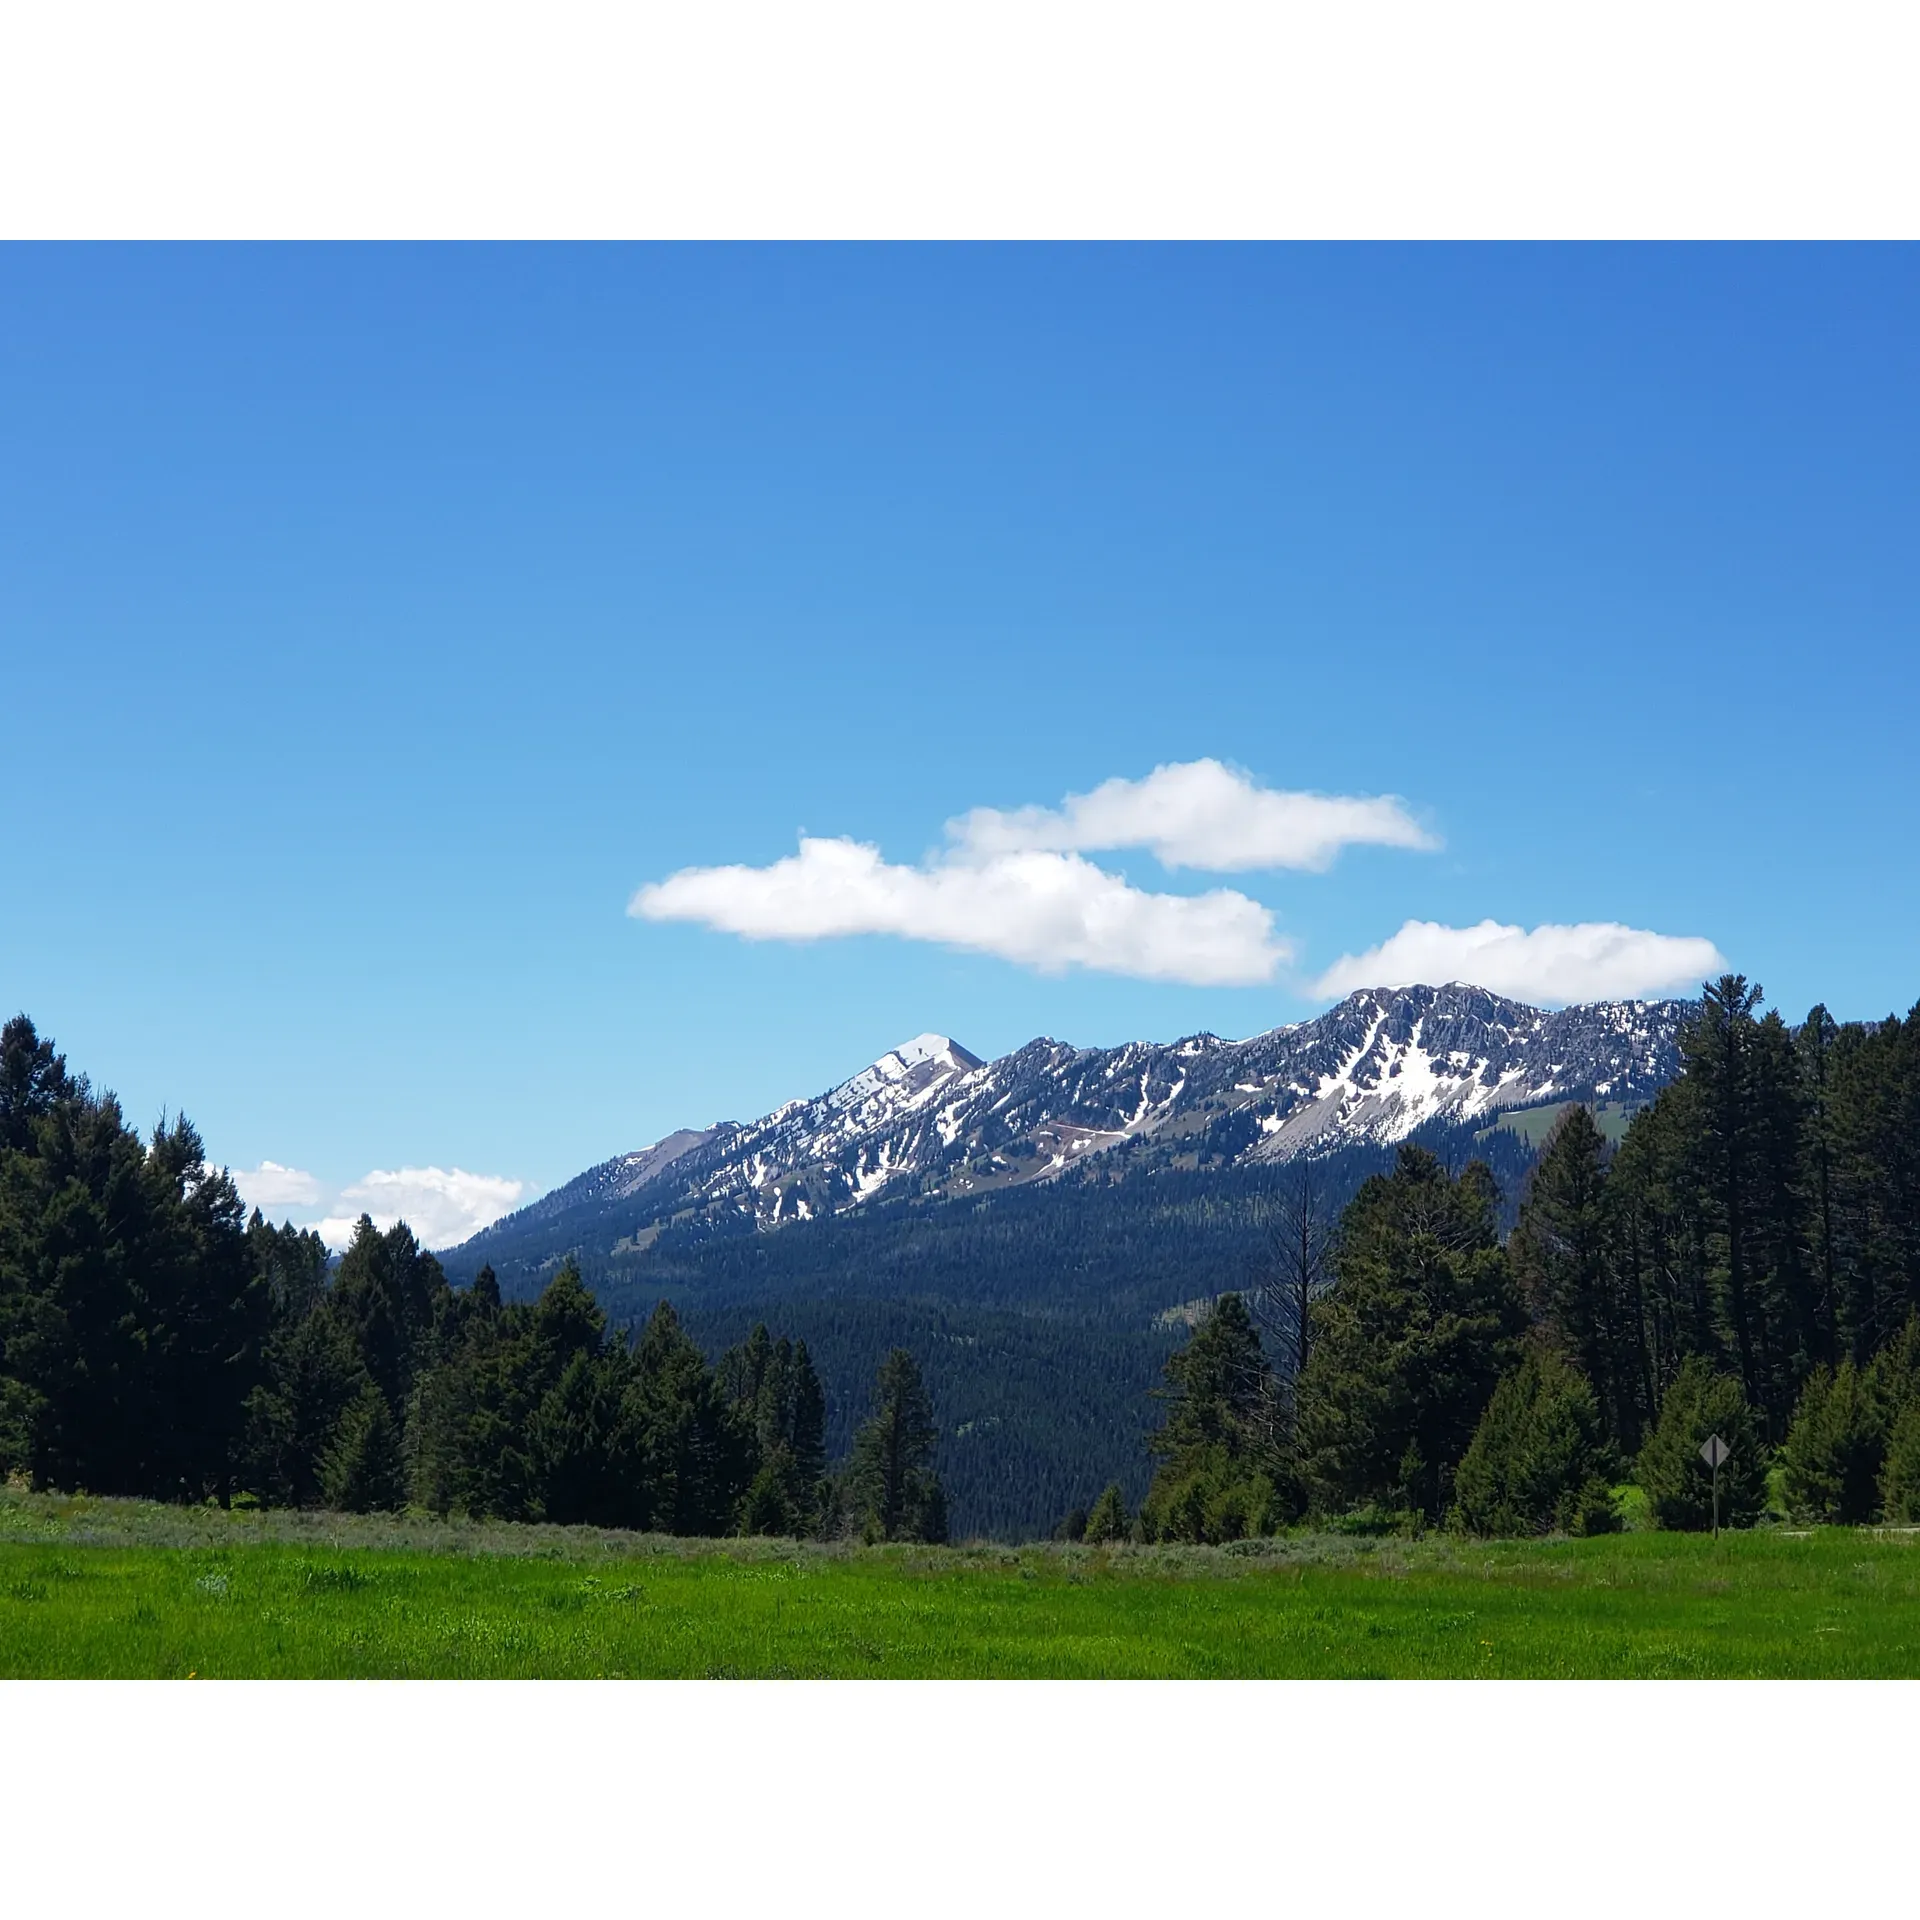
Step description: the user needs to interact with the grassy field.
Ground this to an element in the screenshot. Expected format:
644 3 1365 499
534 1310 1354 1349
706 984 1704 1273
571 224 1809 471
4 1489 1918 1677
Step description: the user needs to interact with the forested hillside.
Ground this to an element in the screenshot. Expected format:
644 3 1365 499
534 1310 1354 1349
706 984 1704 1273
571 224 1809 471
535 1124 1541 1534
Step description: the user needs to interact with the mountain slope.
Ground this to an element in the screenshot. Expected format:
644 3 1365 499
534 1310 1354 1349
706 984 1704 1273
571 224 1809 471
443 984 1696 1539
453 984 1692 1276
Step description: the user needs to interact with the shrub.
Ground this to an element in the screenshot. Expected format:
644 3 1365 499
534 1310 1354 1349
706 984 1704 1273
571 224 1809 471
1450 1347 1619 1537
1137 1445 1285 1544
1635 1357 1767 1531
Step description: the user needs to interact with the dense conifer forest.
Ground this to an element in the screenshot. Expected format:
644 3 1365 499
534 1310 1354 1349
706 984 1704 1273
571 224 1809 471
1113 977 1920 1542
4 976 1918 1541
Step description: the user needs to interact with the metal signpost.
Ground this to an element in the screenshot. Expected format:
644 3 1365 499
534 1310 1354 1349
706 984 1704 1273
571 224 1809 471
1700 1434 1730 1539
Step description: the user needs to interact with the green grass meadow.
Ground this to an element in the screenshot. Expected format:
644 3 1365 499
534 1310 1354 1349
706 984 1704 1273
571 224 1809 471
5 1491 1919 1677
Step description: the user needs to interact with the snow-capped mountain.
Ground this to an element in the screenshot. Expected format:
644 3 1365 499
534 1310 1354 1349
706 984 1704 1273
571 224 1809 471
455 985 1693 1264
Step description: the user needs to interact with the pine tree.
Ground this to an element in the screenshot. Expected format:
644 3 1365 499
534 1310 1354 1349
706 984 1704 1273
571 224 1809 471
787 1340 828 1509
1083 1482 1130 1544
727 1333 829 1536
739 1453 801 1536
1779 1360 1887 1523
470 1265 502 1315
1138 1293 1289 1542
244 1303 367 1506
321 1380 406 1512
1688 975 1768 1402
249 1215 330 1326
329 1216 450 1422
139 1115 272 1503
1878 1401 1920 1521
845 1347 945 1543
0 1014 77 1155
1635 1356 1768 1530
1449 1346 1618 1537
624 1300 752 1536
1295 1147 1526 1524
1797 1005 1842 1364
531 1348 626 1525
1510 1106 1645 1449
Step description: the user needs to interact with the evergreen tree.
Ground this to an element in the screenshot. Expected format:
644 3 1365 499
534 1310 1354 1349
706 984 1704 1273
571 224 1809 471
1295 1148 1526 1524
1779 1359 1887 1523
845 1347 946 1543
0 1014 77 1155
1635 1356 1768 1530
321 1379 406 1512
530 1347 627 1525
786 1340 828 1507
249 1214 330 1326
739 1453 802 1536
1449 1345 1618 1537
1138 1293 1289 1542
138 1116 272 1503
1798 1004 1842 1364
725 1330 830 1536
1878 1401 1920 1522
623 1300 752 1536
244 1303 368 1506
1510 1106 1646 1449
329 1216 450 1420
1083 1482 1130 1544
0 1051 271 1500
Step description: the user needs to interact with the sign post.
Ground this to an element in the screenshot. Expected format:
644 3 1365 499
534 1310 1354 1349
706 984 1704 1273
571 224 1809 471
1700 1434 1730 1540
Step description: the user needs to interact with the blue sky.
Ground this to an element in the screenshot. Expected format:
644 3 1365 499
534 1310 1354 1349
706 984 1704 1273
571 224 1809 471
3 245 1916 1243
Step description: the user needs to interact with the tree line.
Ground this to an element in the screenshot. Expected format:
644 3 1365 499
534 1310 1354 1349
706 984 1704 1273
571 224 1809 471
12 973 1920 1545
1064 975 1920 1542
0 1015 945 1541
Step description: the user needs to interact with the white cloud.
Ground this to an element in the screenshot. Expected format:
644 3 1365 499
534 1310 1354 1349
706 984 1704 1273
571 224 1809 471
1312 919 1727 1006
949 759 1436 872
314 1166 528 1253
627 761 1438 987
231 1160 321 1210
632 835 1290 986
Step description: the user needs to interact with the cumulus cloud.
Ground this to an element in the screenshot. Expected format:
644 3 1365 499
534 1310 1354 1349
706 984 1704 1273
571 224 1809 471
633 835 1290 986
1312 919 1727 1006
628 761 1439 986
314 1166 528 1253
231 1160 321 1210
949 759 1435 872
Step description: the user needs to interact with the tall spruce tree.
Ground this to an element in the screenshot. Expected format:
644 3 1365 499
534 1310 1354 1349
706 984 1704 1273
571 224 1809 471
1509 1106 1647 1450
1138 1292 1289 1543
1295 1148 1526 1524
845 1347 946 1543
624 1300 751 1536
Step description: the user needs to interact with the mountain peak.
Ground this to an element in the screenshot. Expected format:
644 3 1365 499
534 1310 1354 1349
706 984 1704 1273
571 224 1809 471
449 990 1697 1259
887 1033 984 1071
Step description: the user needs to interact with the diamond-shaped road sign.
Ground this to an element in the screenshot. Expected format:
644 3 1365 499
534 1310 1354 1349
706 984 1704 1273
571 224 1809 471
1700 1434 1730 1469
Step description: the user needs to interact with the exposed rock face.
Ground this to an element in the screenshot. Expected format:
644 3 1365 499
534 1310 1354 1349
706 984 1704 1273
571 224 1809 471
454 985 1691 1258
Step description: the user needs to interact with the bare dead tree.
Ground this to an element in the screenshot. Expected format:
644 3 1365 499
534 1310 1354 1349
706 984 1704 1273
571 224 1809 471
1247 1162 1336 1410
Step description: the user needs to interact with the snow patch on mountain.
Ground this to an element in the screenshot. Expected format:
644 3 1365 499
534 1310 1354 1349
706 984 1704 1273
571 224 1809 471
452 985 1697 1258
